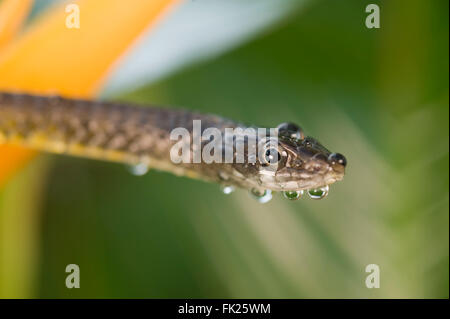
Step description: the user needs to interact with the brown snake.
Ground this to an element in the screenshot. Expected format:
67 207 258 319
0 92 346 200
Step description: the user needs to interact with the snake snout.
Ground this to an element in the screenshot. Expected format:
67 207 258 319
328 153 347 168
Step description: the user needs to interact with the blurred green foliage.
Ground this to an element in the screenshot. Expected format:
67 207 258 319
1 0 448 298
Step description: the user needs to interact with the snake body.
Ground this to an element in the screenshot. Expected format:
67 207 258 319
0 92 346 194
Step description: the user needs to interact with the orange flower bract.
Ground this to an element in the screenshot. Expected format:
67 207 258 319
0 0 180 186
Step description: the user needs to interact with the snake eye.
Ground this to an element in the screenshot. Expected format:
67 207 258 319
263 147 281 165
277 122 304 140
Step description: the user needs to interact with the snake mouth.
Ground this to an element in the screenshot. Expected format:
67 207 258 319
257 163 344 192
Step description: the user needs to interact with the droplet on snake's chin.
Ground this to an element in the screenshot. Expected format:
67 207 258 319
307 185 329 200
283 190 304 200
221 185 235 195
250 188 272 204
128 163 149 176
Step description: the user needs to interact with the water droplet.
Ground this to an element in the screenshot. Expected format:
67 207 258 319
283 190 304 200
222 185 235 195
128 163 149 176
307 185 329 200
250 188 272 203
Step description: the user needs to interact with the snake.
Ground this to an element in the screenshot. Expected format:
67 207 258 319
0 92 346 201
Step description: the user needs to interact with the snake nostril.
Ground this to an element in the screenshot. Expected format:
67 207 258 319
328 153 347 167
314 153 328 162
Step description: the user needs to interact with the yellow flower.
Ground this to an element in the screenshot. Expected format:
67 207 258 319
0 0 179 186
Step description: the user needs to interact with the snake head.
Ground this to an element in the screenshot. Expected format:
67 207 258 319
221 122 346 198
250 122 347 192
